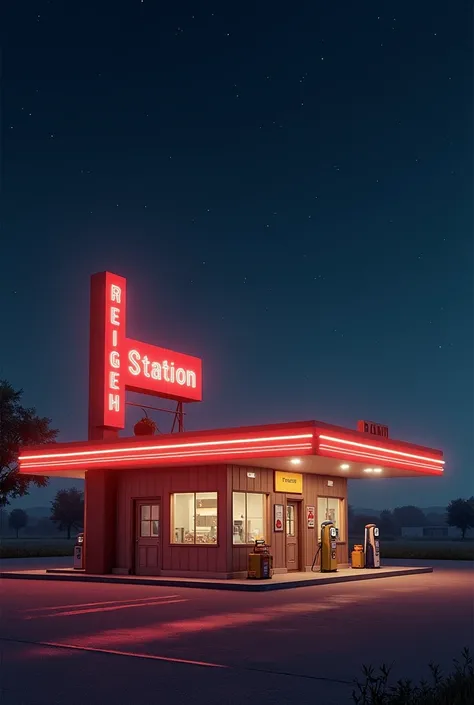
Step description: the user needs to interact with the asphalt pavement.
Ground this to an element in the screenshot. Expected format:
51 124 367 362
0 560 472 705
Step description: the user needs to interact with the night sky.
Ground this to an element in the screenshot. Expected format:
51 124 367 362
3 1 473 510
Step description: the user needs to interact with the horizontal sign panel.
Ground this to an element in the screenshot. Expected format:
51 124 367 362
274 471 303 493
123 338 202 403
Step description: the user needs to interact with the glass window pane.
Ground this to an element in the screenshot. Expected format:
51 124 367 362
246 493 265 543
151 520 159 537
172 493 195 544
195 492 217 544
317 497 341 538
140 520 151 537
233 492 246 544
141 505 150 520
151 505 160 520
286 505 295 536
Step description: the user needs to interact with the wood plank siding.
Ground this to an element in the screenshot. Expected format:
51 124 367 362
112 463 348 577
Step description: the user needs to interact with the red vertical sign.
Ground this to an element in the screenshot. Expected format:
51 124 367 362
89 272 127 438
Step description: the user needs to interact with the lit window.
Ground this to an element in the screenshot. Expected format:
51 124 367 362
171 493 218 545
317 497 344 540
232 492 266 544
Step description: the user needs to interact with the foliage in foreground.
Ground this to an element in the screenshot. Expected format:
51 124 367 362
353 648 473 704
0 381 57 506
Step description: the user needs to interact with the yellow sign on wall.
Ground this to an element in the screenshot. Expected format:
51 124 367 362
275 471 303 494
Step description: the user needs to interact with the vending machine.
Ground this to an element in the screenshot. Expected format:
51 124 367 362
364 523 380 568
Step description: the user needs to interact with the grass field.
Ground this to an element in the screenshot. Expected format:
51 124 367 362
0 537 75 559
349 538 474 562
1 537 473 561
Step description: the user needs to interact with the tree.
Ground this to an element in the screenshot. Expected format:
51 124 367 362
392 505 427 533
447 497 474 539
8 508 28 538
0 381 58 506
50 487 84 539
379 509 396 536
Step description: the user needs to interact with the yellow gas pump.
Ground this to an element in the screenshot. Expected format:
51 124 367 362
320 520 338 572
364 523 380 568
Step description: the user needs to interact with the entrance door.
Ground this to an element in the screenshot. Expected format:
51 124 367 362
135 500 160 575
286 501 299 571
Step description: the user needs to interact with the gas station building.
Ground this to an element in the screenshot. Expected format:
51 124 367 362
18 272 445 579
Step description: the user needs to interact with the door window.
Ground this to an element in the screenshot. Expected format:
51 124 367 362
286 504 296 537
140 504 160 538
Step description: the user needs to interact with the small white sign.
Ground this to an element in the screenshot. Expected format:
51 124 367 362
247 471 256 479
327 479 334 487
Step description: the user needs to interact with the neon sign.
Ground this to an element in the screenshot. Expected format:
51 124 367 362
89 271 202 437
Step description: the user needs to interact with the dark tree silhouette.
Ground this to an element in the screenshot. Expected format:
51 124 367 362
379 509 396 536
447 497 474 539
8 508 28 538
0 381 58 506
392 505 427 533
50 488 84 539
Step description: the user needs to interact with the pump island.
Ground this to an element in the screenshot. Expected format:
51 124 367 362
18 271 445 579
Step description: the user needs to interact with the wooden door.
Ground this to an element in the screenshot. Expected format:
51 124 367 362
135 500 161 576
286 502 299 571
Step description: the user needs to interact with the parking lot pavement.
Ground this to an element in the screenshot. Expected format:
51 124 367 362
1 562 472 705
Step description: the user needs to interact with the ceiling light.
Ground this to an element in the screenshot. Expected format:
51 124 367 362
290 458 301 465
363 468 374 473
373 467 383 473
340 463 350 470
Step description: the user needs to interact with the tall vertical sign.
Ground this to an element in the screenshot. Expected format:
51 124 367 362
89 272 127 438
88 271 203 441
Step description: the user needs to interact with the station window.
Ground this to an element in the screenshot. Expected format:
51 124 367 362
171 492 218 545
232 492 266 544
317 497 345 540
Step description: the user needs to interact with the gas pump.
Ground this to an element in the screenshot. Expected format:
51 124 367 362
320 520 338 573
73 532 84 570
364 523 380 568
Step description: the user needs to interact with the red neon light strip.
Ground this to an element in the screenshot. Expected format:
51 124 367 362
19 433 314 462
318 444 443 472
318 434 444 465
20 442 313 470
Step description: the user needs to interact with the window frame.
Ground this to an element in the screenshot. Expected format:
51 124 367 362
232 491 268 546
138 502 160 539
317 496 346 542
170 492 218 546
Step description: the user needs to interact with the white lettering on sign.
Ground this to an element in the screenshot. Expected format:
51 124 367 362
128 349 197 389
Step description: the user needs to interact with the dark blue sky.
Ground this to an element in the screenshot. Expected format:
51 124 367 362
2 1 473 510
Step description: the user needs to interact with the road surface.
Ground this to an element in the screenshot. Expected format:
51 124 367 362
0 561 472 704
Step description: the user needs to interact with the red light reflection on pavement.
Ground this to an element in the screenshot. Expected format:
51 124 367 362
53 600 348 650
23 595 179 613
23 596 186 619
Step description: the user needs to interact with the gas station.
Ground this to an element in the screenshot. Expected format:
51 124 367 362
18 271 445 582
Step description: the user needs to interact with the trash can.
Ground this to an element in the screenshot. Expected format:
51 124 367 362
73 532 84 570
351 544 364 569
248 540 273 579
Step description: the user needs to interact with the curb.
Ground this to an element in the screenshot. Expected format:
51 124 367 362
0 566 433 592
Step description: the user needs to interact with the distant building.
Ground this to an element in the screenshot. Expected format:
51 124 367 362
401 526 473 539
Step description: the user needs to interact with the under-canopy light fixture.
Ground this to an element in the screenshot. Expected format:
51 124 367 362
363 468 374 473
373 467 383 473
340 463 350 470
290 458 302 465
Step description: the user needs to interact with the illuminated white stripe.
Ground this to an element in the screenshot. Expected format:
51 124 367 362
319 444 443 472
20 442 313 469
319 434 444 465
19 433 313 462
